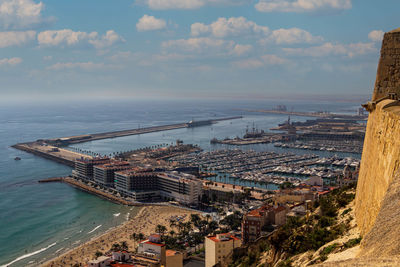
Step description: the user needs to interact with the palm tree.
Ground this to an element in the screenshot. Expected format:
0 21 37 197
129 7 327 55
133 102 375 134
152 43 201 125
205 214 211 223
111 243 121 252
155 224 167 236
190 214 201 227
169 220 176 229
138 233 145 241
94 251 103 258
169 230 175 237
120 241 128 251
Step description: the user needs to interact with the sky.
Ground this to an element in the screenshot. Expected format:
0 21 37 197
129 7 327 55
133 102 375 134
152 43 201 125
0 0 399 102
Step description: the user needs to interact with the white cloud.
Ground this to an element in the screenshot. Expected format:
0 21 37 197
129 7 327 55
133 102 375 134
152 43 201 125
261 54 289 65
283 42 376 58
0 57 22 66
368 30 384 42
140 0 248 10
232 58 264 69
0 30 36 48
264 28 323 44
0 0 46 29
231 44 252 56
232 54 289 69
255 0 352 13
37 29 124 49
191 18 320 46
191 17 269 38
47 62 113 71
89 30 125 49
136 15 166 32
162 37 235 54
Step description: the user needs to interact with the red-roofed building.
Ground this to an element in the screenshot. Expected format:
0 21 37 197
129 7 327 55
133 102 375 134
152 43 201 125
137 235 166 266
242 205 287 243
205 233 242 267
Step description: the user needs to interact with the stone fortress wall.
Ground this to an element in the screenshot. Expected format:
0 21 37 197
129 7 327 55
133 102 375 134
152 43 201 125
355 27 400 254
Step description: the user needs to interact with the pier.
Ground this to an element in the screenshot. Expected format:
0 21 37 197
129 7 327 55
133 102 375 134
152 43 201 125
11 116 242 167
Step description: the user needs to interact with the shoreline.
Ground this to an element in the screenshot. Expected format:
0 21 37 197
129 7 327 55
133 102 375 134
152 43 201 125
40 205 200 267
39 206 146 267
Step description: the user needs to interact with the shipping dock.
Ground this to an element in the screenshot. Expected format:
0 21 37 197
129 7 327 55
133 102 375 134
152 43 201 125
239 109 368 120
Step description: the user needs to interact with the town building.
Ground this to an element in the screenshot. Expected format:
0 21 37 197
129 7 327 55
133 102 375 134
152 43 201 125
166 250 183 267
88 256 111 267
241 206 269 244
137 234 166 266
112 251 132 261
73 157 110 181
242 205 287 243
93 161 131 187
205 233 242 267
114 171 202 206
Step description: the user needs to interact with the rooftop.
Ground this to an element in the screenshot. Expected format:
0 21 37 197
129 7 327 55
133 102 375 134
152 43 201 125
166 249 180 257
76 157 110 164
95 161 131 170
143 240 165 247
207 233 240 242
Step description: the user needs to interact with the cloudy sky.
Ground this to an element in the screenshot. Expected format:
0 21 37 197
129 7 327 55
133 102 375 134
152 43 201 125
0 0 399 102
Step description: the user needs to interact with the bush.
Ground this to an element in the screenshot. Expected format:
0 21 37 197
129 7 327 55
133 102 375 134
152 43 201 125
320 197 338 217
318 216 335 227
320 243 339 256
337 193 355 207
344 237 362 248
341 208 351 216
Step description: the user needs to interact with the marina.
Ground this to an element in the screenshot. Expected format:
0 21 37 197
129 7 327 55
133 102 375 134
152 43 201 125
274 139 363 154
169 149 360 186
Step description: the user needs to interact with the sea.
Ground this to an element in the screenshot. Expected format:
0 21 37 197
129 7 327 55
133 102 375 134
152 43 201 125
0 98 363 266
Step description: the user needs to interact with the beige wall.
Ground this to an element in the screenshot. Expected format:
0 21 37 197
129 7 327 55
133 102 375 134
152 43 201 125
205 237 216 267
166 253 183 267
205 237 242 267
356 100 400 235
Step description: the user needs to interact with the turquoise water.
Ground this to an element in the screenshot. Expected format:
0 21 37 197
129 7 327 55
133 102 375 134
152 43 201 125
0 99 361 266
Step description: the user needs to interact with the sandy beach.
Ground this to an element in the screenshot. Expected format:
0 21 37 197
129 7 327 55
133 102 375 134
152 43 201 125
41 205 199 267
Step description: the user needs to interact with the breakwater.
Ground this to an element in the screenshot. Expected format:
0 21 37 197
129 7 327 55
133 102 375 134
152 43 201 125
45 116 243 146
11 116 242 167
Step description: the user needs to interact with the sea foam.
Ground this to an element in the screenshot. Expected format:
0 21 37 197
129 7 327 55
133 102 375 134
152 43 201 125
87 224 102 234
0 242 56 267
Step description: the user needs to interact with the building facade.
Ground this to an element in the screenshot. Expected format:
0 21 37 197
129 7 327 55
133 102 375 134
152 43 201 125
93 161 131 187
242 205 287 243
205 233 242 267
114 171 202 206
73 157 110 181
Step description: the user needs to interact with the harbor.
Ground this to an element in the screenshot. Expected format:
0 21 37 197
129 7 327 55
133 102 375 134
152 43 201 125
11 116 242 167
169 149 360 187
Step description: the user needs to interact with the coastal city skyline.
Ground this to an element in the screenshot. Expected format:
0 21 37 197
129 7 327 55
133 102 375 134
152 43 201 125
1 0 400 102
2 0 400 266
